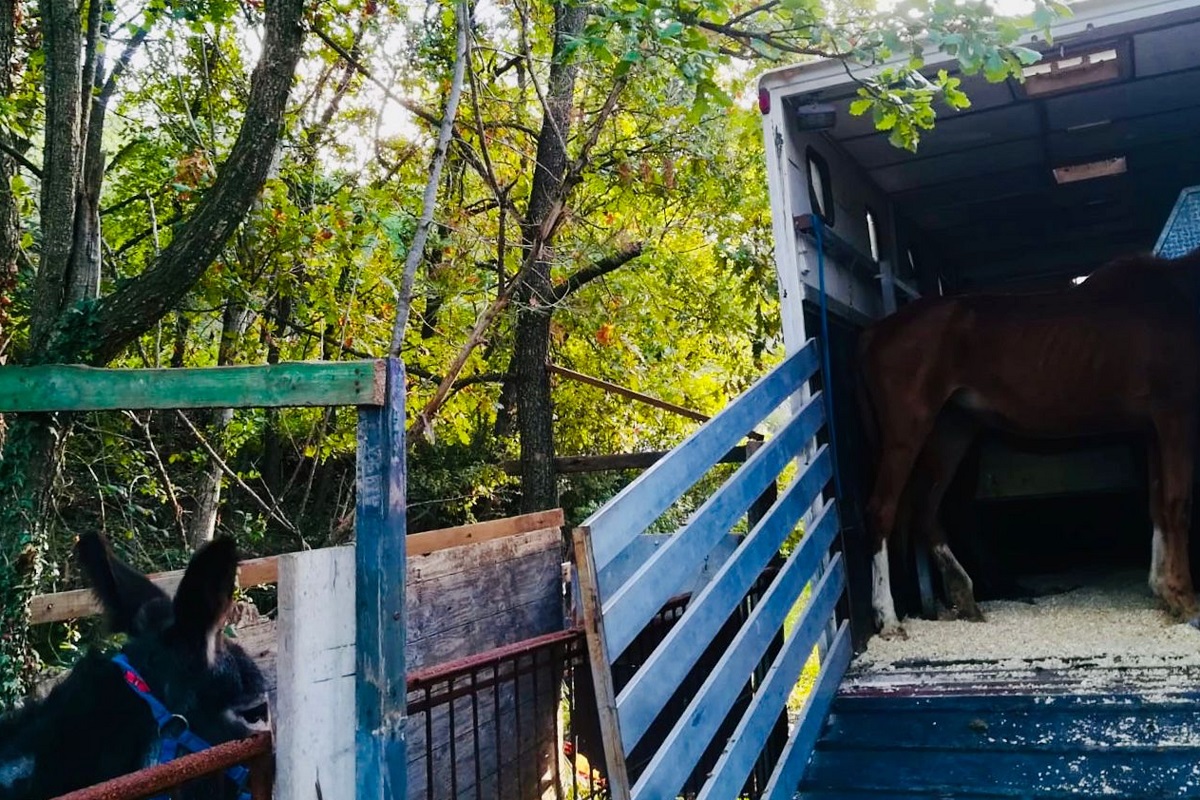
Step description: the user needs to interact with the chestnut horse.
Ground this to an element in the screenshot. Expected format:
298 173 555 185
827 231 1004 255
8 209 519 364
858 246 1200 637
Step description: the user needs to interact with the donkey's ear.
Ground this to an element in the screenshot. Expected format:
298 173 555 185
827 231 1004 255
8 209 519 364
172 536 239 659
76 533 171 635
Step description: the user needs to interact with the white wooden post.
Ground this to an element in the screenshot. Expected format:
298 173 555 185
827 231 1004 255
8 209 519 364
274 546 357 800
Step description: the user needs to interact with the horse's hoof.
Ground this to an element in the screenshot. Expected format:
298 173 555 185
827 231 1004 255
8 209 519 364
879 624 908 641
1188 616 1200 631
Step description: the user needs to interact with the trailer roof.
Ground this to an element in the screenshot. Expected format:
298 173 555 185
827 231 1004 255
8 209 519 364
759 0 1200 289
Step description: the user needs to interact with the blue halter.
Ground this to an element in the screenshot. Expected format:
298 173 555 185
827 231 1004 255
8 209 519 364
112 653 252 800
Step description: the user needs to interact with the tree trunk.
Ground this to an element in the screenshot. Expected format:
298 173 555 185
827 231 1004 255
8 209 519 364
187 302 251 549
30 0 83 353
512 1 587 514
0 0 22 449
0 0 306 706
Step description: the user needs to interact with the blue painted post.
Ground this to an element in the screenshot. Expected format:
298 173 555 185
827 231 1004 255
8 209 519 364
355 357 406 798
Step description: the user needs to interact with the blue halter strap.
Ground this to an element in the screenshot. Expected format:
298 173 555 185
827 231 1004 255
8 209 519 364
112 653 252 800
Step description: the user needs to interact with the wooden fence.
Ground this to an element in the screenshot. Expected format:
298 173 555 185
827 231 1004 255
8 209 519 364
572 338 853 799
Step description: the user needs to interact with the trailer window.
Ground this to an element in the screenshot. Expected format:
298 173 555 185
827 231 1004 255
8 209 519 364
806 147 835 226
865 208 880 262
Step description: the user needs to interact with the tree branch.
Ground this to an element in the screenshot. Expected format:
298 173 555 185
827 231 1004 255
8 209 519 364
0 139 41 178
175 410 302 538
389 0 469 355
310 23 441 128
551 241 644 303
79 0 306 366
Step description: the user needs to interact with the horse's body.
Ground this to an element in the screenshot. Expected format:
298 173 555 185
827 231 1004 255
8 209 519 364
0 535 269 799
858 248 1200 636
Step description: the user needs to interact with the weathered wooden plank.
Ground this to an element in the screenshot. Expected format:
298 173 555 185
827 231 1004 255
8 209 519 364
617 482 836 752
407 539 559 637
602 393 825 661
408 526 561 587
406 594 564 673
274 546 357 800
407 509 563 556
356 357 407 800
765 621 851 800
697 561 846 800
573 527 632 800
585 340 819 571
0 360 386 412
630 554 845 800
31 555 280 625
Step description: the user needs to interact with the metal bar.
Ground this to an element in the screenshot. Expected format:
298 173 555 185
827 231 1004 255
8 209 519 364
471 671 482 800
407 629 583 689
52 733 272 800
425 686 435 800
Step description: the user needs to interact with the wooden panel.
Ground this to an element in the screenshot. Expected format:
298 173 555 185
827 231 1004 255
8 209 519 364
31 555 280 625
406 509 564 556
355 358 407 799
274 546 357 800
631 554 846 800
602 394 825 662
764 621 852 800
617 481 836 752
584 340 820 571
406 528 562 671
0 360 385 412
697 562 845 800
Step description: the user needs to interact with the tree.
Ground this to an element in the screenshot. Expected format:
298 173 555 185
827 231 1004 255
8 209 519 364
0 0 306 706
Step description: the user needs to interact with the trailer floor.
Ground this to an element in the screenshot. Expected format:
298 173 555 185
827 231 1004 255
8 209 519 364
800 569 1200 798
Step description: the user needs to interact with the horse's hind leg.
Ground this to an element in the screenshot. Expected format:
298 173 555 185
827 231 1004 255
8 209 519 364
866 414 939 638
1150 414 1199 621
1147 436 1168 599
916 411 982 621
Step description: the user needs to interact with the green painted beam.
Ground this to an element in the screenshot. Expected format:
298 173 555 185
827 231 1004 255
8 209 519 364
0 360 387 412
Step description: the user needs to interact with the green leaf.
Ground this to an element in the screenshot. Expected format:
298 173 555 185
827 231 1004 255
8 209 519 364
849 98 873 116
1010 45 1042 65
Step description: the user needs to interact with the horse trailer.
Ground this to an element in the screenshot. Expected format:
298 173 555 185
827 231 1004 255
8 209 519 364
756 0 1200 794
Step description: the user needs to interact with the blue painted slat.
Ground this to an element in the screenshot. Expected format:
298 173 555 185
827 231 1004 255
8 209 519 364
696 553 847 800
764 621 852 800
585 341 820 571
603 393 826 661
355 358 407 800
630 553 846 800
597 533 670 598
802 741 1200 797
597 533 744 601
617 460 836 751
821 705 1200 752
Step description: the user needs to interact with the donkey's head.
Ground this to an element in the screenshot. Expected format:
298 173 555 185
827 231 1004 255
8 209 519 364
30 533 273 800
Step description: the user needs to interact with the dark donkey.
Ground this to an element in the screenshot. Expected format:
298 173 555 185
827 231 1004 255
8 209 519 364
858 246 1200 637
0 534 269 799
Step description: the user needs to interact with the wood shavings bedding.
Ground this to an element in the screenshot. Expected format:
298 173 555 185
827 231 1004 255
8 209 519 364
855 568 1200 671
